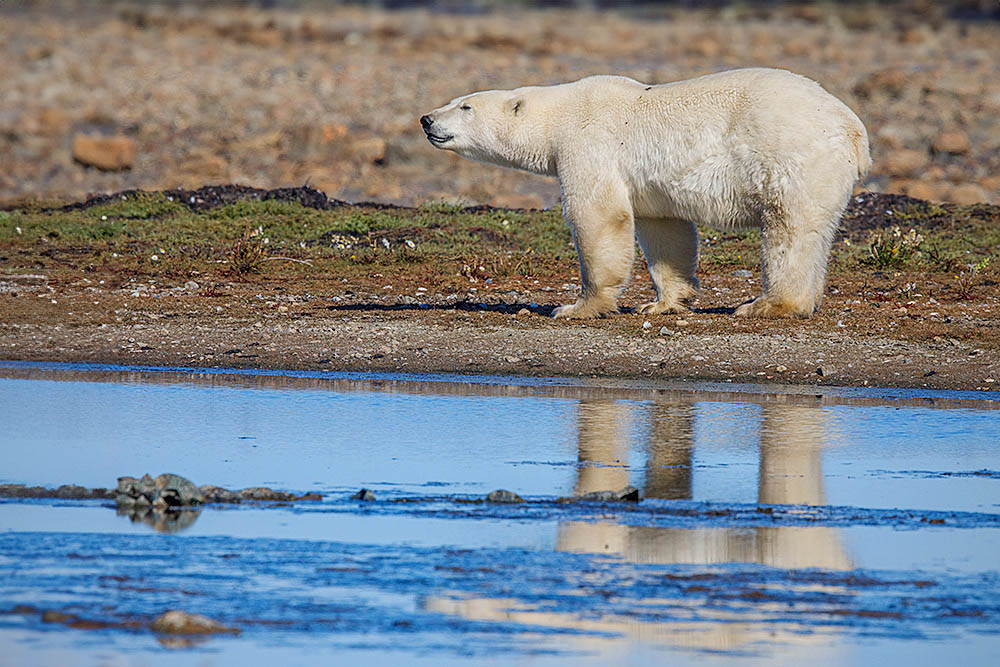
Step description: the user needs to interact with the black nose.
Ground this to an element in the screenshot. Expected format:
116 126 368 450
420 115 433 129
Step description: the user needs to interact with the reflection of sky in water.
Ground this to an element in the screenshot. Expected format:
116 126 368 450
2 367 1000 666
2 378 997 512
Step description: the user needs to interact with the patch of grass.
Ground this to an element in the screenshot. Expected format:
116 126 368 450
953 256 993 300
227 227 268 275
700 228 759 268
83 193 182 221
866 226 924 269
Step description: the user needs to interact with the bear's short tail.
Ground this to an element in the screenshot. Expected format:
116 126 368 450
849 126 872 180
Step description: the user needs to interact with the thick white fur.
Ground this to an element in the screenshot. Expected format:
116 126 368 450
422 68 871 318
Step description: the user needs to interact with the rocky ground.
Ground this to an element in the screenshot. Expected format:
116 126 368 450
2 187 998 392
2 1 999 208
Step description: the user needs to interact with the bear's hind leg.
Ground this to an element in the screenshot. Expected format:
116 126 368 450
635 217 700 315
735 213 837 319
553 184 635 319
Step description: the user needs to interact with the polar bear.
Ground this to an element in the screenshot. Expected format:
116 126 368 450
421 68 870 318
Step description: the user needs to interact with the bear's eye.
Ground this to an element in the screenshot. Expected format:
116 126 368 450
460 104 472 111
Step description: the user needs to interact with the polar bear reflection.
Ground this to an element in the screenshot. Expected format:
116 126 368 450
559 401 849 571
426 399 850 652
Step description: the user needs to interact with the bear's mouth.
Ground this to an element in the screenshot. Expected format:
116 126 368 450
425 132 453 146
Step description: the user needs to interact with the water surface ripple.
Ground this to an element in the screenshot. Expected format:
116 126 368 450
1 362 998 665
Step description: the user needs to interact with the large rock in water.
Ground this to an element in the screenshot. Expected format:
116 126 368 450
153 474 204 507
116 473 203 507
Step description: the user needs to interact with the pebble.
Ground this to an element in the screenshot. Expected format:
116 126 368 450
731 269 753 278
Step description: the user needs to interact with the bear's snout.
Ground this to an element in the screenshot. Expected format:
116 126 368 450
420 115 434 130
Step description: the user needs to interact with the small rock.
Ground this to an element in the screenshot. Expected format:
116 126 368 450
816 366 826 376
238 487 296 501
931 130 971 155
642 320 652 329
397 295 418 305
899 180 945 201
199 485 240 503
41 611 73 624
675 319 689 326
72 134 137 170
571 486 640 503
775 365 788 372
184 281 199 291
489 193 545 210
659 326 673 335
352 488 376 501
730 269 753 278
349 137 387 164
517 308 531 316
486 489 524 503
883 148 929 177
150 610 240 636
54 484 91 499
946 183 988 205
853 68 907 99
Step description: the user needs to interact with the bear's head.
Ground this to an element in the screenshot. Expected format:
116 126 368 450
421 89 551 175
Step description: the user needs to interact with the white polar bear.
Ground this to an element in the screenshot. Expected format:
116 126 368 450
421 68 870 318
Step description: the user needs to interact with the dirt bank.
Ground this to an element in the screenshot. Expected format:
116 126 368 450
2 187 997 392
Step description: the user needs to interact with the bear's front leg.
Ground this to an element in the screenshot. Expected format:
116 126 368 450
634 217 700 315
553 179 635 319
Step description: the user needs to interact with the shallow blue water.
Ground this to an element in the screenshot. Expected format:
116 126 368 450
1 362 999 665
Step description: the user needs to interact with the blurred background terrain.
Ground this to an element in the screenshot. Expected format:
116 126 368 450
2 0 998 207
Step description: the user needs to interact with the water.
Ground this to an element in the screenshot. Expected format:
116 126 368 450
1 362 999 665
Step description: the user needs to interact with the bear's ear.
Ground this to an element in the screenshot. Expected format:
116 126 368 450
508 98 524 116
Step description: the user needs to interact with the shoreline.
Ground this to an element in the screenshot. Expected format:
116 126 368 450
3 307 997 393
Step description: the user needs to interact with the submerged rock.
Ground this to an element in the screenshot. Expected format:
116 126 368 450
199 485 241 503
150 610 240 635
238 487 298 501
0 484 113 500
486 489 524 503
559 486 640 503
352 488 376 501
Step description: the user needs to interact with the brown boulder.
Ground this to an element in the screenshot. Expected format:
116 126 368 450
854 68 907 99
72 134 136 170
946 183 988 205
904 181 945 202
349 137 387 164
883 149 929 177
931 130 970 155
